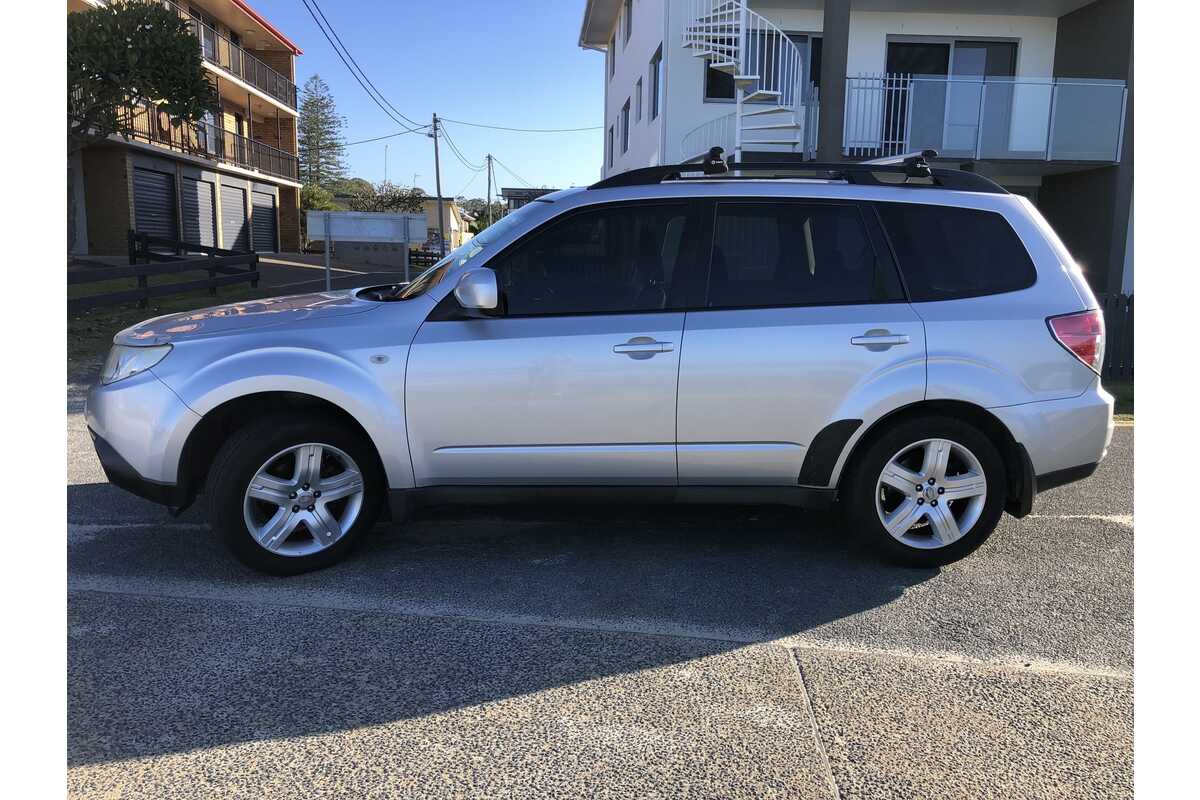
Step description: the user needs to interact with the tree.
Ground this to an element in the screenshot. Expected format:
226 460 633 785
68 0 217 250
301 182 336 213
459 198 507 233
348 181 426 213
297 75 347 187
68 1 216 146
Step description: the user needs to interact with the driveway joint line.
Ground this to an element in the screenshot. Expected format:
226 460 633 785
789 648 844 800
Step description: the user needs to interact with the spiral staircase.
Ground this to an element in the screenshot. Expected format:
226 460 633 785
681 0 817 162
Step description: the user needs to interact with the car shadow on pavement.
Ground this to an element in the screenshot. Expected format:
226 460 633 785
68 482 937 767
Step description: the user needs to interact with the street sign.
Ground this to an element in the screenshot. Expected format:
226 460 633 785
305 211 426 244
306 211 428 289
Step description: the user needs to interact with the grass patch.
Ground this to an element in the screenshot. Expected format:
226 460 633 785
68 283 270 377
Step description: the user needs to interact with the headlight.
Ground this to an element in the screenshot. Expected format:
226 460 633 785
100 344 173 385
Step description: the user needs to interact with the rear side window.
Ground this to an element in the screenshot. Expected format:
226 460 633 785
876 203 1036 301
706 202 896 308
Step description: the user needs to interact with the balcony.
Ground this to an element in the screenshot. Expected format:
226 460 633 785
123 103 299 182
161 0 298 111
843 73 1128 163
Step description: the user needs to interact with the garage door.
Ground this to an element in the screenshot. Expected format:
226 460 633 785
220 184 249 251
181 176 217 249
251 190 278 252
133 168 177 241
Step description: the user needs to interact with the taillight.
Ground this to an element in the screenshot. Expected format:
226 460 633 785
1047 310 1105 374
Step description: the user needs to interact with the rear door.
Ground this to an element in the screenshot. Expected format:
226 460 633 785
676 199 926 486
406 200 706 485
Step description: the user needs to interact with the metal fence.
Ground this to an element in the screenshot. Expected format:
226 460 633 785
1099 293 1133 380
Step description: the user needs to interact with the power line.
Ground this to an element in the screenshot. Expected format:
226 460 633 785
439 124 486 172
441 117 602 133
342 128 429 147
298 0 426 135
456 167 483 198
492 155 534 189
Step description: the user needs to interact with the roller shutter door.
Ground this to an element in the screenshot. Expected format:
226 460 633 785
251 190 278 252
220 184 249 251
133 168 177 241
180 176 217 249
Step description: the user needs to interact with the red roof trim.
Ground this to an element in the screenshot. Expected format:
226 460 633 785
230 0 303 55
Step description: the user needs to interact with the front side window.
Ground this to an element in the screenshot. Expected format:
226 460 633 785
875 203 1036 301
488 203 698 316
706 202 889 308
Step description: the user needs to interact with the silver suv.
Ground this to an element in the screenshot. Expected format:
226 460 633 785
86 155 1113 574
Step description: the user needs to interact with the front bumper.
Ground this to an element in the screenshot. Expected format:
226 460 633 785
85 369 201 506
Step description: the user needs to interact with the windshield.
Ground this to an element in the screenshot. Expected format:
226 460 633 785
398 202 547 300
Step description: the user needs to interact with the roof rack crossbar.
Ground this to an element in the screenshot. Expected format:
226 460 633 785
588 147 1007 194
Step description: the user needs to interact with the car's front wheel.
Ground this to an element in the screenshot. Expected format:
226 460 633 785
206 415 384 575
844 416 1006 567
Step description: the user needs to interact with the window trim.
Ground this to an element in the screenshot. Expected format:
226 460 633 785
697 198 909 312
870 199 1038 302
432 199 709 320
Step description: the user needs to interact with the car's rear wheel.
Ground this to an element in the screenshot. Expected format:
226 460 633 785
206 415 384 575
844 416 1006 567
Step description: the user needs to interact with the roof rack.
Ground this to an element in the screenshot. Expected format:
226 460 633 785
588 147 1008 195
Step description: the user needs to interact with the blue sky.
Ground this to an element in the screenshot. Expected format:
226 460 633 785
251 0 604 196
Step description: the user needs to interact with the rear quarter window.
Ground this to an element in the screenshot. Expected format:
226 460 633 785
876 202 1036 301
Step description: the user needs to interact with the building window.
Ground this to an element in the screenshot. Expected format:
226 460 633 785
609 34 616 78
607 126 615 167
635 77 643 121
622 0 633 45
649 45 663 120
621 99 631 153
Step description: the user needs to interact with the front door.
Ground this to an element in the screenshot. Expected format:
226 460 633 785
676 199 926 485
406 200 706 485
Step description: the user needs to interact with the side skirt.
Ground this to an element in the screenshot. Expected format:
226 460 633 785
388 484 837 522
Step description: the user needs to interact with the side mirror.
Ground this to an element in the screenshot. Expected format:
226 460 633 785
452 268 499 313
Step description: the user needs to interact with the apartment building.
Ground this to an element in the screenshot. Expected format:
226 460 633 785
579 0 1133 295
69 0 303 255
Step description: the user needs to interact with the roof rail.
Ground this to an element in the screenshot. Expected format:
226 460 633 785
588 147 1008 195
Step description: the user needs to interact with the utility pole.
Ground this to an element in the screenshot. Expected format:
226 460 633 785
485 153 493 228
431 113 446 256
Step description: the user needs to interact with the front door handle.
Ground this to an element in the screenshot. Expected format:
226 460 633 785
851 330 911 351
613 336 673 359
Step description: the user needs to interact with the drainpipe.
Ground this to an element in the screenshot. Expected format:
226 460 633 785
816 0 850 161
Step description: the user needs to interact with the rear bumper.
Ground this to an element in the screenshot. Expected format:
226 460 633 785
991 379 1114 478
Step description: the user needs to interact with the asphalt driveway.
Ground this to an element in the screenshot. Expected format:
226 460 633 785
66 379 1133 799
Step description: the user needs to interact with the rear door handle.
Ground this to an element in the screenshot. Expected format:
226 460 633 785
851 330 911 350
613 337 673 359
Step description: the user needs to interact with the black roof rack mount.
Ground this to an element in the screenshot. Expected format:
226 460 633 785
588 147 1007 194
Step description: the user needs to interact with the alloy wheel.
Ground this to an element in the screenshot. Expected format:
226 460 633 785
874 438 988 550
242 443 366 557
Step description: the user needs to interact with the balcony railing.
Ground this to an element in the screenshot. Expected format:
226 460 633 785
843 73 1128 162
161 0 297 110
122 103 299 181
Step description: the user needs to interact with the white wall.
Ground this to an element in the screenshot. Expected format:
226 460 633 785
598 1 1062 173
602 0 669 178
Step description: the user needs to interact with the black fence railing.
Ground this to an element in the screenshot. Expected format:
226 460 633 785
161 0 298 109
67 232 259 312
1099 293 1133 380
122 104 298 181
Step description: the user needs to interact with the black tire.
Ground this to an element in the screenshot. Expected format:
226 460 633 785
205 414 385 575
843 415 1007 567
